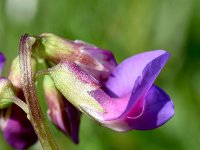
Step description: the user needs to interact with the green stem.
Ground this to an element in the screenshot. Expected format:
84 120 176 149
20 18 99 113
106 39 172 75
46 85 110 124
11 96 29 114
35 69 50 79
19 34 58 150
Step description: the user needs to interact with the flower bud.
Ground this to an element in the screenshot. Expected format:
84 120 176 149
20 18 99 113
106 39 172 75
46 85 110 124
8 56 37 91
43 75 80 143
33 33 117 82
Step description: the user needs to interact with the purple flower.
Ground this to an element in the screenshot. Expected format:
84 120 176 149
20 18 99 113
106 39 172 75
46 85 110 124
33 33 175 144
0 52 37 150
48 49 174 132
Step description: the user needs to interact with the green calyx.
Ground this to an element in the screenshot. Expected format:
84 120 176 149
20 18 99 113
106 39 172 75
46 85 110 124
8 56 37 90
33 33 73 63
0 78 15 109
48 62 104 113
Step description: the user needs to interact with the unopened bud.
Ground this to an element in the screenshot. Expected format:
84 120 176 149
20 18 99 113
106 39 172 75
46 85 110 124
33 33 117 82
8 56 37 91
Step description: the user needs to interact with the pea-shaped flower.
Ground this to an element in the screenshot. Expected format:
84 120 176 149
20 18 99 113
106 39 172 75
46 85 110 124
34 34 174 132
47 50 174 131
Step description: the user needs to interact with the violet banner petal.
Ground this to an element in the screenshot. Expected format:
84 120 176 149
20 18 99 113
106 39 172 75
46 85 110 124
2 105 37 150
106 50 170 97
0 52 6 75
105 50 170 118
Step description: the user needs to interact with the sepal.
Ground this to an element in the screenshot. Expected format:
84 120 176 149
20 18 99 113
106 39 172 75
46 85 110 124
0 78 15 109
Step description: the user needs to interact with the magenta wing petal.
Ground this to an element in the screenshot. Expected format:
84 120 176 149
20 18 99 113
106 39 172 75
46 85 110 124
0 52 6 75
126 85 174 130
102 85 174 131
1 105 37 150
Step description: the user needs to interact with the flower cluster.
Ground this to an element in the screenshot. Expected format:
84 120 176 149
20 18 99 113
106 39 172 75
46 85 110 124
0 53 37 149
0 33 174 149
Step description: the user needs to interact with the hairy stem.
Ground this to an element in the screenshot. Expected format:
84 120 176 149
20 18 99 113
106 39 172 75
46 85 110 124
19 34 58 150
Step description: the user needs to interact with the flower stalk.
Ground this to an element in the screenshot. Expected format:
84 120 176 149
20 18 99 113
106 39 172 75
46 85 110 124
19 34 58 150
10 96 29 114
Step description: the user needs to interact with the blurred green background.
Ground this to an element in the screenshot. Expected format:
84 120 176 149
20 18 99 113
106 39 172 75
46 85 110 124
0 0 200 150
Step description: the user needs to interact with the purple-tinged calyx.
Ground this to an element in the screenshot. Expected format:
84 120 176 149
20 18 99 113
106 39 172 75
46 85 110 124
48 60 104 113
43 75 80 144
33 33 117 82
48 50 174 131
